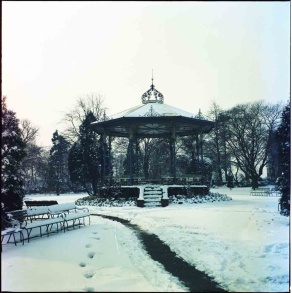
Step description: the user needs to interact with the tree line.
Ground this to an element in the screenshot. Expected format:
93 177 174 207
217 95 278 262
1 95 290 216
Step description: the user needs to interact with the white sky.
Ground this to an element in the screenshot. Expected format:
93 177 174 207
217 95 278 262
2 1 290 147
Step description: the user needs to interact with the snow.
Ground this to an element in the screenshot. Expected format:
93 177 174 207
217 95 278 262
109 101 197 119
2 187 290 292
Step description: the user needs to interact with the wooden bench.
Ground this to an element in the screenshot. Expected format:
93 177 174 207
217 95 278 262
24 200 58 208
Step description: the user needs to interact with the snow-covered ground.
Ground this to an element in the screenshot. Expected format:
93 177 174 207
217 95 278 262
2 187 290 292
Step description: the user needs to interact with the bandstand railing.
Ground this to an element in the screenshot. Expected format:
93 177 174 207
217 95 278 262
114 175 204 186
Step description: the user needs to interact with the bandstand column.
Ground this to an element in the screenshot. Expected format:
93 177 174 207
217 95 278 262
196 134 200 160
128 130 134 186
108 135 112 183
170 127 177 183
200 132 204 163
102 133 107 185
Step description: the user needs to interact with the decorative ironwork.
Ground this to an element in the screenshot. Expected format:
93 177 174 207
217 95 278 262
143 105 161 117
141 74 164 104
194 108 207 120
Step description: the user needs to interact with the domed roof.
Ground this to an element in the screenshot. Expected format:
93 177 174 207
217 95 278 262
91 79 214 138
110 79 198 119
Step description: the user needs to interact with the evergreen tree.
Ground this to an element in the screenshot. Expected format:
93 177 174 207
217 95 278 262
79 112 101 195
276 101 290 216
1 96 26 212
47 130 71 195
68 112 111 196
68 142 86 192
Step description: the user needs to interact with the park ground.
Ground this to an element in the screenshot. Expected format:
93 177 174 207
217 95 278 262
1 186 290 292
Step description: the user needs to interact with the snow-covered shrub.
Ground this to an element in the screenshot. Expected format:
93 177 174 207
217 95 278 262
169 192 232 205
75 196 137 207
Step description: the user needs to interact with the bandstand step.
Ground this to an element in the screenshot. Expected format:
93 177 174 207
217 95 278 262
143 186 163 207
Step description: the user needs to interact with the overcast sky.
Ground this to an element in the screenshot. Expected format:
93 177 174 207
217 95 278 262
2 1 290 147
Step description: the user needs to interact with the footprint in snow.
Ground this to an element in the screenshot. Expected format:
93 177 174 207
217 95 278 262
92 232 98 235
84 287 95 292
264 244 274 253
83 271 95 279
79 262 86 267
85 244 92 248
87 252 95 259
91 237 100 240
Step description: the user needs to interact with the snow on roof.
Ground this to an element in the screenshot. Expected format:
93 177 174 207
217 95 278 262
110 102 196 119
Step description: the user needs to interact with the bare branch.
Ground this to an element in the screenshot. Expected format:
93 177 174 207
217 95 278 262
19 119 39 145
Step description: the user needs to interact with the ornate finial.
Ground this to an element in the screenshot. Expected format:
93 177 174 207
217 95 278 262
141 72 164 104
194 108 206 120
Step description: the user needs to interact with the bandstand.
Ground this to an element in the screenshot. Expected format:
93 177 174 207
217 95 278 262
91 78 214 206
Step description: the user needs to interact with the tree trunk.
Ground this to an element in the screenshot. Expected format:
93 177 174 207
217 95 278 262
251 173 259 190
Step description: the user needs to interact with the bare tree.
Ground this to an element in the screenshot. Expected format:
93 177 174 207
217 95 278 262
21 145 49 193
19 119 39 145
206 102 225 185
61 93 107 142
225 101 282 189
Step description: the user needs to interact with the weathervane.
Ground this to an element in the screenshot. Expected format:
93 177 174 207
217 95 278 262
141 70 164 104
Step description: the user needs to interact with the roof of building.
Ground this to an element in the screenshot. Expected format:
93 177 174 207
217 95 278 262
91 79 214 138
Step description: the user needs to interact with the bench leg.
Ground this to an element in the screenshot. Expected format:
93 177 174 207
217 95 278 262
46 224 50 237
24 229 32 243
6 233 17 246
20 231 24 245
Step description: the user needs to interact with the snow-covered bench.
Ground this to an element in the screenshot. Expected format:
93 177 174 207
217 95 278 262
48 203 91 231
24 204 91 240
26 203 84 221
250 188 272 196
47 202 85 216
22 215 65 243
25 200 58 208
62 209 91 231
2 204 91 244
1 227 25 247
1 210 28 246
250 188 281 196
26 206 51 221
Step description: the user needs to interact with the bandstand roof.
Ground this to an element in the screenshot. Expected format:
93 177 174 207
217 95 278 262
91 80 214 138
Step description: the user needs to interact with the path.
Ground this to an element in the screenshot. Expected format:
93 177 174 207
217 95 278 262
93 214 227 292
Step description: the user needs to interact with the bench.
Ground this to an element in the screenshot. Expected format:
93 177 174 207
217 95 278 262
48 203 91 231
24 200 58 208
2 204 91 245
62 210 91 231
26 206 51 222
1 227 25 246
22 215 65 243
22 206 90 241
26 203 81 221
1 210 27 246
250 188 281 196
47 203 84 216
